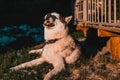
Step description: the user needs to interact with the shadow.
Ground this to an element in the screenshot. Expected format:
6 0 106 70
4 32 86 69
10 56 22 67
78 28 110 58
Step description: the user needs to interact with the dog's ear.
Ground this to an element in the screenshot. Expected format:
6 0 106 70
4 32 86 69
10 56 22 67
65 16 72 23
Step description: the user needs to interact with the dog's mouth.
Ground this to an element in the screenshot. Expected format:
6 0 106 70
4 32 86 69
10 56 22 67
43 22 55 27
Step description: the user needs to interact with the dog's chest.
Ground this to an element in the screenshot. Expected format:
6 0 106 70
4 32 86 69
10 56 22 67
42 37 75 61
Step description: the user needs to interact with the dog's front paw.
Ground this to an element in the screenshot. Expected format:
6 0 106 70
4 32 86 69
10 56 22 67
9 67 16 72
9 66 20 72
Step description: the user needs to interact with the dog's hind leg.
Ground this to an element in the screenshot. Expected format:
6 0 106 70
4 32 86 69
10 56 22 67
44 57 65 80
10 57 45 71
65 47 81 64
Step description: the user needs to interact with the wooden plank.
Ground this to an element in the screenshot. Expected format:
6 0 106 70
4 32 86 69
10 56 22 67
76 22 120 33
86 22 120 27
110 37 120 61
85 22 120 33
101 37 120 61
88 25 120 33
98 29 120 37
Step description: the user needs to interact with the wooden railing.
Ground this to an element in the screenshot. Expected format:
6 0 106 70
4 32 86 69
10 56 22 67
74 0 120 28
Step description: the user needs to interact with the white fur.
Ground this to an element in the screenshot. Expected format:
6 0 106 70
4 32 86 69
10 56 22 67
10 12 81 80
51 12 60 19
44 19 68 41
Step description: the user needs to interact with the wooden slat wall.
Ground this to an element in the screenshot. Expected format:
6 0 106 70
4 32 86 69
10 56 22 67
75 0 119 24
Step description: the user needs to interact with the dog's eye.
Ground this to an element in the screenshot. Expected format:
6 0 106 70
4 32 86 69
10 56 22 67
51 15 57 21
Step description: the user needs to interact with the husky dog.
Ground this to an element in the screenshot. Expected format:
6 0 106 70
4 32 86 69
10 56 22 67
10 12 81 80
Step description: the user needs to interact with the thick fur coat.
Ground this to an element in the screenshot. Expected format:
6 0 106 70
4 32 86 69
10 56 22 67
10 12 81 80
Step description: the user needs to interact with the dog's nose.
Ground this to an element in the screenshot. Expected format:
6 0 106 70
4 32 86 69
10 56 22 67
46 20 50 23
44 20 50 24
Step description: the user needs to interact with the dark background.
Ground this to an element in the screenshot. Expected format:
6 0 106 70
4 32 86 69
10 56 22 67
0 0 76 52
0 0 74 26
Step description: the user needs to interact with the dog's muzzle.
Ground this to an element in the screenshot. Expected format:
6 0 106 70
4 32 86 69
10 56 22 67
43 22 55 27
43 20 55 27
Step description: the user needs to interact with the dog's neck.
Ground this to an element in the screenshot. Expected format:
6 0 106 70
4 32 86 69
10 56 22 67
44 26 69 41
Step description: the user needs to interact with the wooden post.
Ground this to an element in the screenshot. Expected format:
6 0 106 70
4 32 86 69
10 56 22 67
97 0 99 22
104 0 107 23
88 0 91 22
83 0 87 21
110 37 120 61
114 0 116 23
90 0 92 22
95 0 97 22
108 0 111 23
101 0 103 22
92 0 94 22
87 1 88 21
74 0 79 25
119 0 120 20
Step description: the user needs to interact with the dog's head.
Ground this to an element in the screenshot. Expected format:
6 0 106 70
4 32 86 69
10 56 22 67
43 12 72 41
43 12 72 28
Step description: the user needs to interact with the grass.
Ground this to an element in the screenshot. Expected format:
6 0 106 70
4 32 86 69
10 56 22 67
0 31 120 80
0 47 120 80
0 48 53 80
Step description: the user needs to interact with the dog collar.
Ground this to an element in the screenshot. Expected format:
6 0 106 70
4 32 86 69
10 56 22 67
33 38 61 49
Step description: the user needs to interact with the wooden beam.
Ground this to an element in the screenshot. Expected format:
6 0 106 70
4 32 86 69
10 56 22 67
110 37 120 61
85 22 120 33
101 37 120 61
88 25 120 33
98 29 120 37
